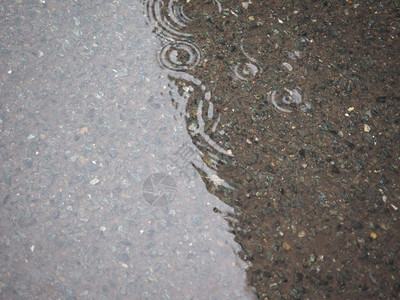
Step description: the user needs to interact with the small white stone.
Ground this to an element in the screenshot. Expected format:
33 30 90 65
298 230 306 238
100 226 107 232
364 124 371 133
90 178 100 185
283 62 293 71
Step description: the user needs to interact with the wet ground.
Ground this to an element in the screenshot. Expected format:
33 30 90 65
176 0 400 299
1 0 399 299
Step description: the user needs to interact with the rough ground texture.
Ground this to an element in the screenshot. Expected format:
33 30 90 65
179 0 400 299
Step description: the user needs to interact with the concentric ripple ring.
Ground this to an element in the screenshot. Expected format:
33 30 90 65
158 41 201 71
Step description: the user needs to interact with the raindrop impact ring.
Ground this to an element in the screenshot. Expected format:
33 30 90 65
158 41 201 71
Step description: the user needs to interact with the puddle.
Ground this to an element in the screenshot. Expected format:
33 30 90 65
152 1 400 299
0 0 255 299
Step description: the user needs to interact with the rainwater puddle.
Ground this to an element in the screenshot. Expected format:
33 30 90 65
0 0 255 299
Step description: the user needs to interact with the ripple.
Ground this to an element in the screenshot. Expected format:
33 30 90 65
142 0 192 42
143 0 232 187
267 87 311 113
233 40 262 81
214 0 222 13
233 62 259 81
195 99 233 157
168 0 192 26
158 41 201 71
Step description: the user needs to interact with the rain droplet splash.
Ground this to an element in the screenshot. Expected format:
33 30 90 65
143 0 233 188
267 87 311 113
158 41 201 71
233 39 262 81
142 0 192 42
232 45 312 113
143 0 201 71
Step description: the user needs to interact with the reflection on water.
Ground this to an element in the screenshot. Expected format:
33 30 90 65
0 0 255 299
